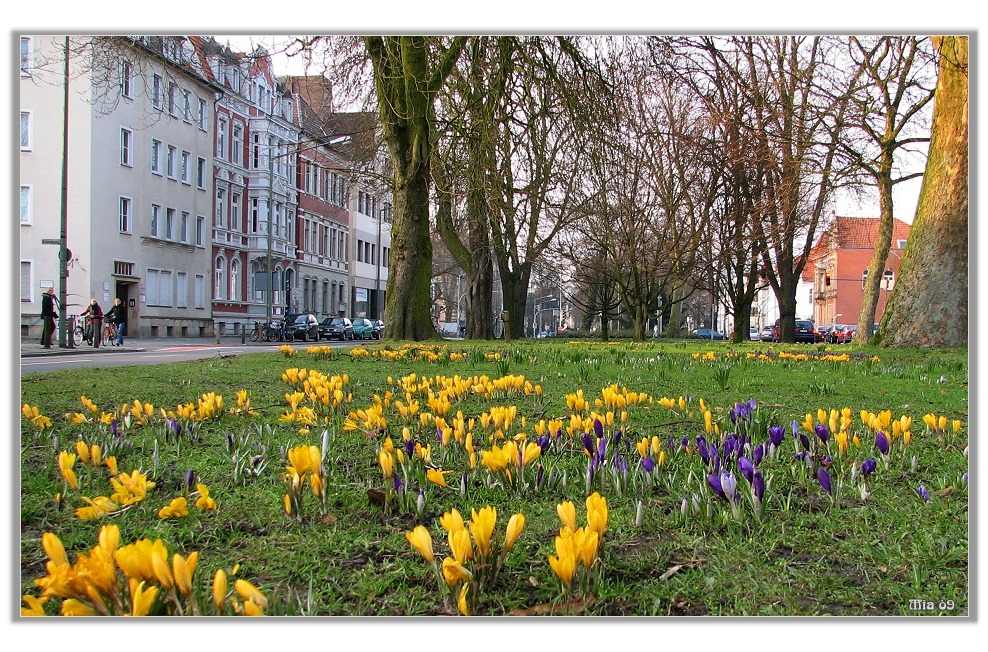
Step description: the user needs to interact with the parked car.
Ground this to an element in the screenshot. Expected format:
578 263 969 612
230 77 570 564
826 324 848 344
320 317 353 341
771 319 818 343
351 317 376 340
844 325 859 342
286 313 320 342
693 328 727 340
749 326 760 341
817 325 834 342
372 320 384 339
760 326 774 341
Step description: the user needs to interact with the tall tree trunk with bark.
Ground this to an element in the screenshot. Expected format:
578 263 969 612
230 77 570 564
365 36 467 341
878 36 968 348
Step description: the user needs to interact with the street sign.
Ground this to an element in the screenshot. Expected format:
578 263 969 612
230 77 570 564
41 238 61 245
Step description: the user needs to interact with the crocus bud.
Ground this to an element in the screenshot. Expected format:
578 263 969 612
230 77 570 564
635 500 644 528
416 490 426 517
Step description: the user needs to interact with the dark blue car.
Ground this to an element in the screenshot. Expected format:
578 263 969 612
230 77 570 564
693 328 727 340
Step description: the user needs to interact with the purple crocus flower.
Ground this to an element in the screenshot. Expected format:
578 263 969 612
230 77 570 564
753 443 764 466
612 429 622 447
110 419 119 438
814 424 830 444
170 418 182 438
729 406 737 425
752 472 765 503
738 456 754 483
799 432 812 452
875 431 890 455
721 471 737 502
536 433 550 454
393 474 403 492
227 433 235 452
597 436 607 460
641 457 655 473
962 473 968 487
794 451 809 462
769 425 785 447
581 432 595 456
536 464 545 488
593 418 604 440
917 484 931 503
185 469 197 491
667 436 676 452
404 437 416 458
680 436 689 452
817 467 832 495
697 436 709 465
722 433 738 460
821 455 833 468
791 419 799 439
861 458 877 478
707 472 725 499
436 427 444 445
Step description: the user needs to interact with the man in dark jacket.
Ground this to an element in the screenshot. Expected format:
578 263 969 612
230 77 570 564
40 287 58 348
105 297 126 346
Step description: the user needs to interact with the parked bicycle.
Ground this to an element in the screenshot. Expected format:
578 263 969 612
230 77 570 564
101 322 118 347
72 316 87 347
248 321 284 342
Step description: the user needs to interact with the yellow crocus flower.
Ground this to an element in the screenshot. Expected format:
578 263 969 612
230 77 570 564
586 492 609 538
234 579 268 608
378 450 394 478
21 594 48 616
441 557 473 587
457 583 472 616
58 451 78 491
172 553 194 597
449 527 473 564
213 569 228 611
406 525 434 563
157 497 189 520
129 579 158 616
548 534 577 587
426 468 449 488
61 599 98 616
151 551 174 591
953 419 962 433
504 513 525 552
469 506 497 558
440 508 465 534
556 500 577 532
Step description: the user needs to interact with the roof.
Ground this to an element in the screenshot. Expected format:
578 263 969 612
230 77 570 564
802 215 913 281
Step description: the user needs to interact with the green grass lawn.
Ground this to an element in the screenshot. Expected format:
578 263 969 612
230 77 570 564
19 338 969 617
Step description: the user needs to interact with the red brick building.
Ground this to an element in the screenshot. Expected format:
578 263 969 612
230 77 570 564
803 216 912 328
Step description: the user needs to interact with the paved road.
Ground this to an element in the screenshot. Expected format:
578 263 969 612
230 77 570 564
20 335 356 374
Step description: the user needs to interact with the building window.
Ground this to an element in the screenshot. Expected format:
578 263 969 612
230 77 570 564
176 271 188 307
165 208 175 240
882 270 895 291
20 37 32 76
356 239 363 263
120 128 133 166
181 211 190 243
20 185 32 225
182 90 191 121
216 189 226 227
150 204 160 237
152 74 162 109
20 111 31 150
229 258 240 301
217 117 227 160
120 59 132 97
195 215 205 247
21 261 33 301
862 269 868 289
232 123 243 166
215 256 226 301
160 270 174 306
196 157 206 190
194 274 205 309
168 81 178 116
167 145 177 179
181 151 191 184
197 98 207 130
251 198 259 233
119 196 132 233
151 139 162 174
230 192 241 231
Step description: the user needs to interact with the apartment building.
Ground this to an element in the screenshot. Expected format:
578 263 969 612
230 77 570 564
20 35 219 339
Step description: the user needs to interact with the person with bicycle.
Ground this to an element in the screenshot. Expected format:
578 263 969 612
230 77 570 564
105 297 126 347
80 298 104 348
40 287 58 349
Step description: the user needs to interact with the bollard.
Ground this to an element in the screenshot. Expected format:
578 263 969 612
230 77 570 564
241 329 246 344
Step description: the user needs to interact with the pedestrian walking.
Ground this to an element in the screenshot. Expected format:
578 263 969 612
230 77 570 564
40 287 58 349
80 298 103 348
105 297 126 346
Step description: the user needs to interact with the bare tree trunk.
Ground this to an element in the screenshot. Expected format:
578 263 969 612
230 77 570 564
365 36 467 341
879 36 967 348
857 166 895 341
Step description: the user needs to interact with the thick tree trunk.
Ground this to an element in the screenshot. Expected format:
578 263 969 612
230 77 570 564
386 168 438 340
497 261 531 341
857 159 895 343
879 36 968 348
665 286 683 337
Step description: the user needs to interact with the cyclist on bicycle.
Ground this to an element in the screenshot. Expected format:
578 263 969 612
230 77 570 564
80 298 104 348
105 298 126 347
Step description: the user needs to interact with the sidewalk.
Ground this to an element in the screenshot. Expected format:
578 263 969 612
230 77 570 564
20 335 254 358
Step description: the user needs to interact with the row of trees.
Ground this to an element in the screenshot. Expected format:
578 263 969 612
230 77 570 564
309 35 966 347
